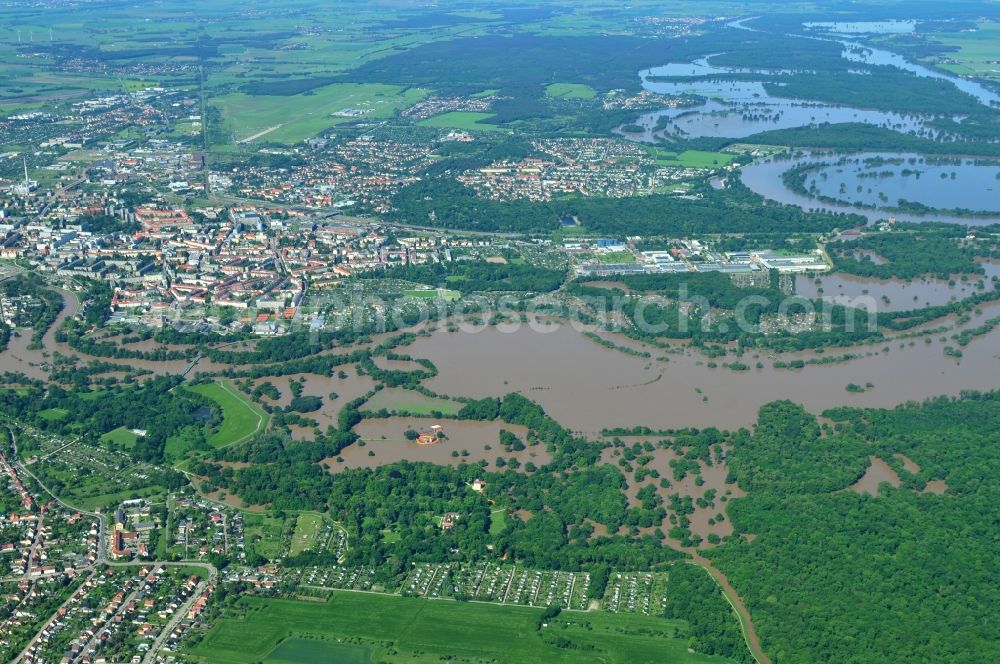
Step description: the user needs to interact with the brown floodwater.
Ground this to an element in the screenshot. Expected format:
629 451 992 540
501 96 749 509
1 287 82 380
325 417 546 473
893 453 921 474
251 370 378 434
851 456 901 496
601 443 746 548
404 313 1000 432
922 479 948 495
796 273 988 312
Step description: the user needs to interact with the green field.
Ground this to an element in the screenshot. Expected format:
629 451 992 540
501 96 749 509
212 83 428 144
37 408 68 421
489 508 508 536
266 638 370 664
929 21 1000 80
288 513 324 556
189 592 734 664
597 250 636 264
416 111 503 131
404 288 461 301
243 512 288 560
184 381 268 447
364 389 462 416
545 82 598 99
649 149 735 168
100 426 138 448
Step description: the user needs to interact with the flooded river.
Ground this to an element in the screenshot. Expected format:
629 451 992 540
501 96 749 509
741 152 1000 225
405 314 1000 433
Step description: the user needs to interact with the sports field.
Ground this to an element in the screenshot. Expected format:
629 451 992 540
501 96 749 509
188 592 735 664
184 381 268 447
100 426 138 448
416 111 503 131
545 82 598 99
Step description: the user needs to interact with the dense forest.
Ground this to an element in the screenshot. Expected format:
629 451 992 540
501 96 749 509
390 178 862 236
827 231 984 280
709 394 1000 663
360 260 566 294
664 563 753 664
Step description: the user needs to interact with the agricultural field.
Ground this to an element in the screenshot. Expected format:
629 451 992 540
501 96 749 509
265 638 370 664
183 381 268 448
188 592 734 664
545 82 598 99
416 111 503 131
924 21 1000 80
211 83 429 144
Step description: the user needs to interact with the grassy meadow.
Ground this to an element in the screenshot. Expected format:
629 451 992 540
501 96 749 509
188 592 734 664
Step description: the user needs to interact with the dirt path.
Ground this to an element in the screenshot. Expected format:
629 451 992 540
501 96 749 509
689 553 772 664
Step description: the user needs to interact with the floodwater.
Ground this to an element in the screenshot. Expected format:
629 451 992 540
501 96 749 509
1 286 82 380
783 153 1000 214
326 417 547 473
251 370 378 434
626 18 1000 142
923 479 948 495
371 356 427 372
602 443 745 548
629 71 932 141
851 455 901 496
839 40 1000 108
894 453 921 473
404 314 1000 432
740 152 1000 226
796 272 991 312
803 21 917 35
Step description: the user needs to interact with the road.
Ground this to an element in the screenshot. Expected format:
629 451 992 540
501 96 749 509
141 573 212 664
32 177 84 220
11 569 98 664
22 512 45 581
74 565 162 663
